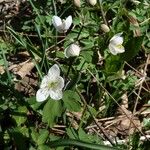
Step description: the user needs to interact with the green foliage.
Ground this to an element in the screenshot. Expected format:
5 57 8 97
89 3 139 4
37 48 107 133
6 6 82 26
121 36 144 61
37 130 49 145
63 90 81 112
42 99 63 127
104 55 124 81
131 132 140 150
0 0 149 149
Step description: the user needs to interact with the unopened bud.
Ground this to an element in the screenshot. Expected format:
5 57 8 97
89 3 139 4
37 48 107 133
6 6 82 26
101 24 110 33
88 0 97 6
64 44 81 58
74 0 81 7
131 0 140 5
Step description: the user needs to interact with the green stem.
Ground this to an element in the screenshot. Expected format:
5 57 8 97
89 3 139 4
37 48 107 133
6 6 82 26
29 0 44 26
98 0 108 26
49 139 121 150
1 47 11 84
76 25 84 42
66 57 75 78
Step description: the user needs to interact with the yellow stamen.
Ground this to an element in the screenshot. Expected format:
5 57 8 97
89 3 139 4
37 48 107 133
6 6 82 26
48 81 58 89
116 44 123 49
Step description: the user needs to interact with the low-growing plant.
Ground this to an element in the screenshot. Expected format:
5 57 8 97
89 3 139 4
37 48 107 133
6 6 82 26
0 0 150 149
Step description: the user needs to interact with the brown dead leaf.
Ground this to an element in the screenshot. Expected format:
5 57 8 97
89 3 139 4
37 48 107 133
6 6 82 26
15 72 37 96
117 116 141 135
16 61 35 79
127 14 141 37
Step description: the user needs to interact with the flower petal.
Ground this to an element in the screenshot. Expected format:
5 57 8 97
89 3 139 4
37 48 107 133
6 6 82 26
109 43 125 55
55 76 64 90
110 33 123 45
64 15 72 30
50 90 63 100
36 88 49 102
56 25 65 33
52 16 62 28
40 75 50 88
48 64 60 77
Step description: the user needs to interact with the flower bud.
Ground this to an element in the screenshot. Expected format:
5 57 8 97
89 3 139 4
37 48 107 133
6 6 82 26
64 44 81 58
74 0 81 7
131 0 140 5
101 24 110 33
88 0 97 6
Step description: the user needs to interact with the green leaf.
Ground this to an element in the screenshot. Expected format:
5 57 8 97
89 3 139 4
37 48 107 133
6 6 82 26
66 127 78 139
81 50 93 63
131 132 140 150
37 130 49 145
31 128 39 142
73 18 80 25
78 128 103 144
78 128 90 142
104 55 123 75
121 36 144 61
81 38 95 50
42 100 63 127
38 145 50 150
63 90 81 112
13 106 27 126
9 129 27 150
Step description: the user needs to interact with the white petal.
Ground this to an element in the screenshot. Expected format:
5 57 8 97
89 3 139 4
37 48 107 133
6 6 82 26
56 25 65 33
110 33 123 45
64 49 69 58
115 45 125 53
52 16 62 27
40 75 50 88
36 88 49 102
49 90 63 100
109 43 125 55
64 15 72 30
48 64 60 77
55 76 64 90
109 44 118 55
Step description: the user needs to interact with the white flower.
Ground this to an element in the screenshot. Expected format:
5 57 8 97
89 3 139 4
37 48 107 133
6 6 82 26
108 33 125 55
52 15 72 33
64 44 81 58
36 64 64 102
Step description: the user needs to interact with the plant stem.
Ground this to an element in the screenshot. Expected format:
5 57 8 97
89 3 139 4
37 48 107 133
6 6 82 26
98 0 108 26
49 139 120 150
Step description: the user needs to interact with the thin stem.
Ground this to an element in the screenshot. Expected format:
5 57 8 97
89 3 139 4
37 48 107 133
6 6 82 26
52 0 58 45
75 25 84 41
98 0 108 26
1 47 11 84
66 58 75 78
49 139 120 150
66 25 84 78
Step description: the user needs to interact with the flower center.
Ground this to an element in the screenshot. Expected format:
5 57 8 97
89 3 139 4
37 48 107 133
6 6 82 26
116 44 123 49
48 81 58 90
